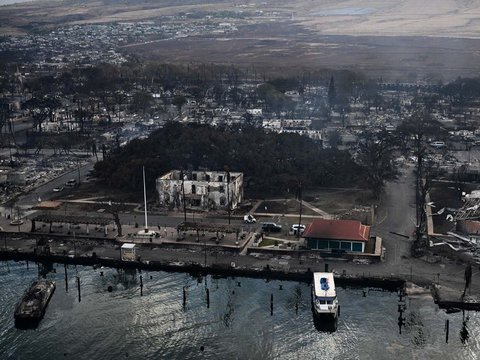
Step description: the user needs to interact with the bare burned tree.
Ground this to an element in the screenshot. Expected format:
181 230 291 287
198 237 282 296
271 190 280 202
0 101 10 139
398 107 447 254
103 200 126 237
355 129 401 200
22 97 62 134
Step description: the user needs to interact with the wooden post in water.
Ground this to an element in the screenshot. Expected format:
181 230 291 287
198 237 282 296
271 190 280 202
76 276 81 302
445 319 449 343
183 286 186 309
397 288 405 334
140 275 143 296
270 293 273 316
206 288 210 308
64 263 68 292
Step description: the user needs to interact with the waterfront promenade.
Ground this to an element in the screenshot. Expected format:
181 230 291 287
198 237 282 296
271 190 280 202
0 228 477 310
1 166 478 310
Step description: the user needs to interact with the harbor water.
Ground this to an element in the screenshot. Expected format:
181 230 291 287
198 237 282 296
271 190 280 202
0 261 479 360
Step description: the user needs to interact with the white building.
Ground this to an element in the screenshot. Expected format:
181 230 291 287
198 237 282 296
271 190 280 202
156 170 243 211
247 108 262 116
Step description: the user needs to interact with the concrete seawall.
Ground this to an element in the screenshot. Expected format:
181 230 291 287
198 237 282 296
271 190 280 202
0 249 404 291
1 231 478 311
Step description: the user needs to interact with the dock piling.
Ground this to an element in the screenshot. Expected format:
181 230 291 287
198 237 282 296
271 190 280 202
140 275 143 296
183 286 186 308
64 264 68 292
397 288 406 334
206 288 210 308
270 293 273 316
445 319 449 343
76 276 81 302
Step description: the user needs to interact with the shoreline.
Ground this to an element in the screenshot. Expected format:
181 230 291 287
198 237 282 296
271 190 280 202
0 249 405 291
0 231 478 312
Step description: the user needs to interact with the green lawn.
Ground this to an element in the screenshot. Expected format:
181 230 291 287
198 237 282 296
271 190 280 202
259 238 278 247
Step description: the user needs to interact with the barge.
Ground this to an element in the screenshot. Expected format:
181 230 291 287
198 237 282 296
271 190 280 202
14 279 55 328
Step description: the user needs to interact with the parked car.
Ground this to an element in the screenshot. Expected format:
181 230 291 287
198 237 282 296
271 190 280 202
430 141 446 149
243 214 257 224
290 224 306 235
261 222 282 232
52 186 64 192
65 179 77 187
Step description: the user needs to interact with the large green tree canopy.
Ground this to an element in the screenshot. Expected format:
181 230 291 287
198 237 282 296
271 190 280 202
94 122 360 195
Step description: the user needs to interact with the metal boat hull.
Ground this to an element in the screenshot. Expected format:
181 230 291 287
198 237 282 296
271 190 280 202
14 280 56 329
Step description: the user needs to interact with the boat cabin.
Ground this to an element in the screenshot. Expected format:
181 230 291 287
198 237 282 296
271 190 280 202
312 272 338 317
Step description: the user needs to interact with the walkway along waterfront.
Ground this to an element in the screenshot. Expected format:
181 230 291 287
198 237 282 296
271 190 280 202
0 230 478 311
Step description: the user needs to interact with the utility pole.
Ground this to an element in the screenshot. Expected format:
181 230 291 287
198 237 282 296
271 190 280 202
226 170 231 224
297 182 302 240
181 170 187 222
143 166 148 233
204 235 207 268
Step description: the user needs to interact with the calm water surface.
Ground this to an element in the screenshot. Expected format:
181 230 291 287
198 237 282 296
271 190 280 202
0 261 479 360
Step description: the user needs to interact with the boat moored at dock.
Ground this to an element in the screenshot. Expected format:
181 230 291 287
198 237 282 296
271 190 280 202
312 272 338 320
14 279 56 328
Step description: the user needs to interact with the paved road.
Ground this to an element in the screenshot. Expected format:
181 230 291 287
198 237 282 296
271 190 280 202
372 166 417 268
16 160 96 206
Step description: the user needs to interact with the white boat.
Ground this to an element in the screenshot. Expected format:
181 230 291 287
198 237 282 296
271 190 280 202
312 272 338 319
